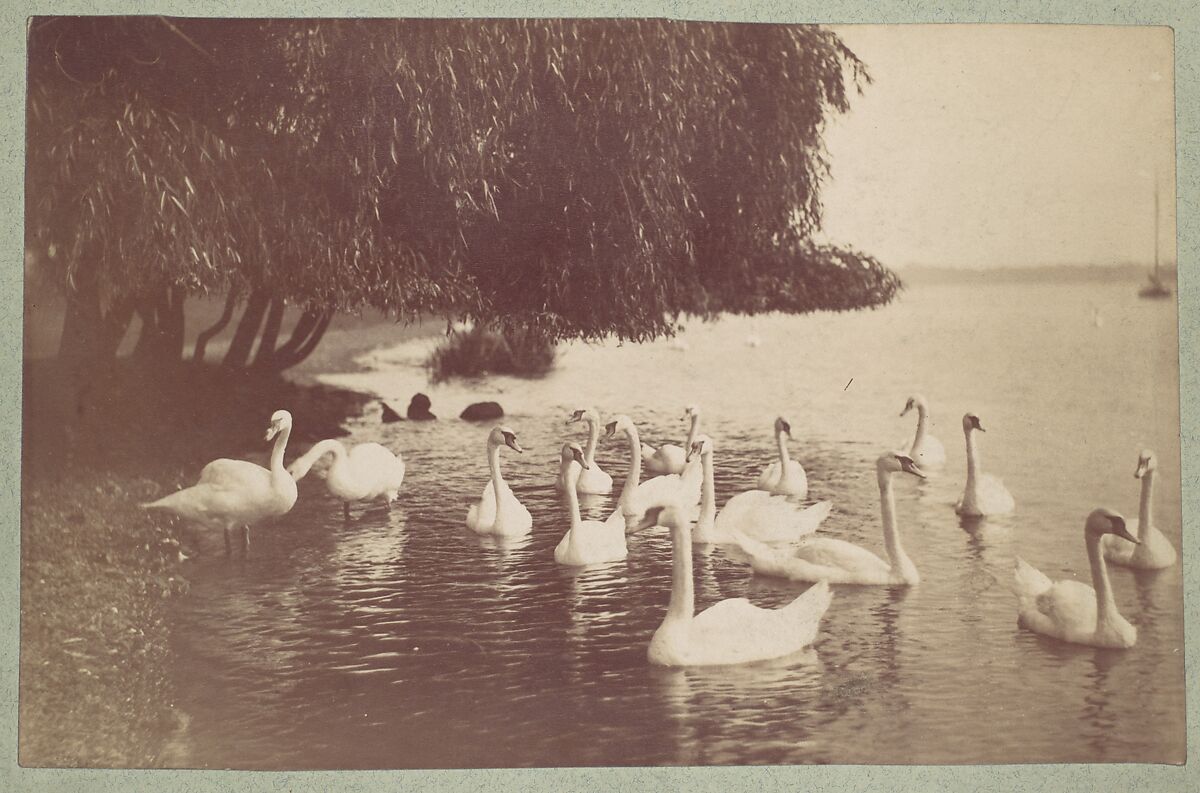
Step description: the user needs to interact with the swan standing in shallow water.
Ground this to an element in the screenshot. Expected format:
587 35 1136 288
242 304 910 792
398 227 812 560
288 440 405 519
955 413 1014 516
688 435 832 545
554 443 628 566
466 426 532 537
142 409 298 554
1102 451 1176 569
648 501 832 667
899 395 946 469
736 453 926 585
642 405 702 475
604 415 702 533
1013 508 1140 649
564 408 613 494
756 416 809 498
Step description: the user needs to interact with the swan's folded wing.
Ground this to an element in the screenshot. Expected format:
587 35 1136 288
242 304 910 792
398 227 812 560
197 459 266 489
756 460 781 491
718 492 831 542
792 537 888 575
691 588 829 660
1037 580 1097 630
636 472 689 510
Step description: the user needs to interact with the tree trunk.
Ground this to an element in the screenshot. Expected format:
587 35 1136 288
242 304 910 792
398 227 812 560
223 289 269 368
252 297 285 369
193 289 238 363
161 286 186 362
270 311 332 371
271 309 318 360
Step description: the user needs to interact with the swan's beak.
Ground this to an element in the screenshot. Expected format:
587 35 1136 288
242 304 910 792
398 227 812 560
1134 459 1149 479
685 444 698 462
900 404 912 417
604 421 618 439
899 457 927 479
265 423 280 441
506 438 524 453
1110 515 1139 545
573 450 589 469
566 411 584 425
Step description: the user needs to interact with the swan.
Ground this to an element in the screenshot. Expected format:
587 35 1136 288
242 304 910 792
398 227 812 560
955 413 1015 516
755 416 809 498
1013 508 1140 649
287 440 405 519
554 443 628 566
736 452 926 585
604 415 702 533
1102 450 1176 569
641 404 702 476
688 435 832 545
648 500 833 667
466 426 532 537
899 395 946 469
142 409 299 554
564 408 614 494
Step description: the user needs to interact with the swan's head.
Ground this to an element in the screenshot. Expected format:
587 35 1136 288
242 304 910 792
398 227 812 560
682 404 700 420
900 395 926 418
265 410 293 441
560 442 589 470
1085 508 1138 544
566 407 598 426
774 416 792 439
686 434 714 462
604 415 634 439
878 452 926 479
489 425 523 453
1134 450 1158 479
962 413 984 433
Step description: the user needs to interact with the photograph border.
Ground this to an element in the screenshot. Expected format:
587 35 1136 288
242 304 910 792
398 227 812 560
2 1 1195 791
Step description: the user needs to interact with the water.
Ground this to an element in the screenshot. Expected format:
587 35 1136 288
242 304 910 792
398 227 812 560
164 279 1184 768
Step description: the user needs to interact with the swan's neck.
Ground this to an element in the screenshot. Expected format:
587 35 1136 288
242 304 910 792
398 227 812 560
1138 471 1155 535
912 404 929 449
698 449 717 530
878 469 914 577
270 425 292 474
488 443 505 513
583 419 600 465
619 427 642 513
1086 532 1118 626
776 430 792 487
289 439 345 480
563 464 583 531
685 413 701 449
964 429 980 486
666 524 695 622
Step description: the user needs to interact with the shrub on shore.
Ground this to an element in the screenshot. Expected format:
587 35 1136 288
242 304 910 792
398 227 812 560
426 326 556 382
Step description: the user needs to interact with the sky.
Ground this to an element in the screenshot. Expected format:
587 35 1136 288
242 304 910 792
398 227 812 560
816 25 1175 270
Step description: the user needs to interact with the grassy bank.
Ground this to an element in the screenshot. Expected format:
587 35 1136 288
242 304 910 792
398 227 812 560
19 313 438 766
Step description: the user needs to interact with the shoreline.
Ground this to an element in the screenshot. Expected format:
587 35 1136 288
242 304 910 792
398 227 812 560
19 314 442 766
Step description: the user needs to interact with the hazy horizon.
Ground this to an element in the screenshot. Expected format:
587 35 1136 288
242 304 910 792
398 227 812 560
817 25 1176 271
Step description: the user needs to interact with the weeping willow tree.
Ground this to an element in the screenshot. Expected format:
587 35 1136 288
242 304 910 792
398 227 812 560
26 17 899 374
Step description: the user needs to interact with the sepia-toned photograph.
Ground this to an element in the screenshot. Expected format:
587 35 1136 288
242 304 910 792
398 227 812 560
20 17 1183 770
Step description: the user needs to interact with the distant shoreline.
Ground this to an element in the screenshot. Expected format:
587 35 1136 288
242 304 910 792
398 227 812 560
896 263 1176 286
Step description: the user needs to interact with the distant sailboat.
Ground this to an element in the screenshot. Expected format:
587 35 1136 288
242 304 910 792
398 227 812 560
1139 178 1172 300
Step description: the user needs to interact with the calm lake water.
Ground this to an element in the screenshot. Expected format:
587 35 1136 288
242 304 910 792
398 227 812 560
163 278 1184 768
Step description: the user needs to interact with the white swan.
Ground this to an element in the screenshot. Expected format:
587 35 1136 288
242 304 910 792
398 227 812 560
648 501 833 667
736 453 926 585
642 404 702 475
899 395 946 469
755 416 809 498
1013 508 1140 649
142 409 299 554
604 415 702 533
466 426 532 537
287 440 405 519
564 408 614 494
554 443 628 566
1102 450 1176 569
955 413 1015 516
688 434 832 545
